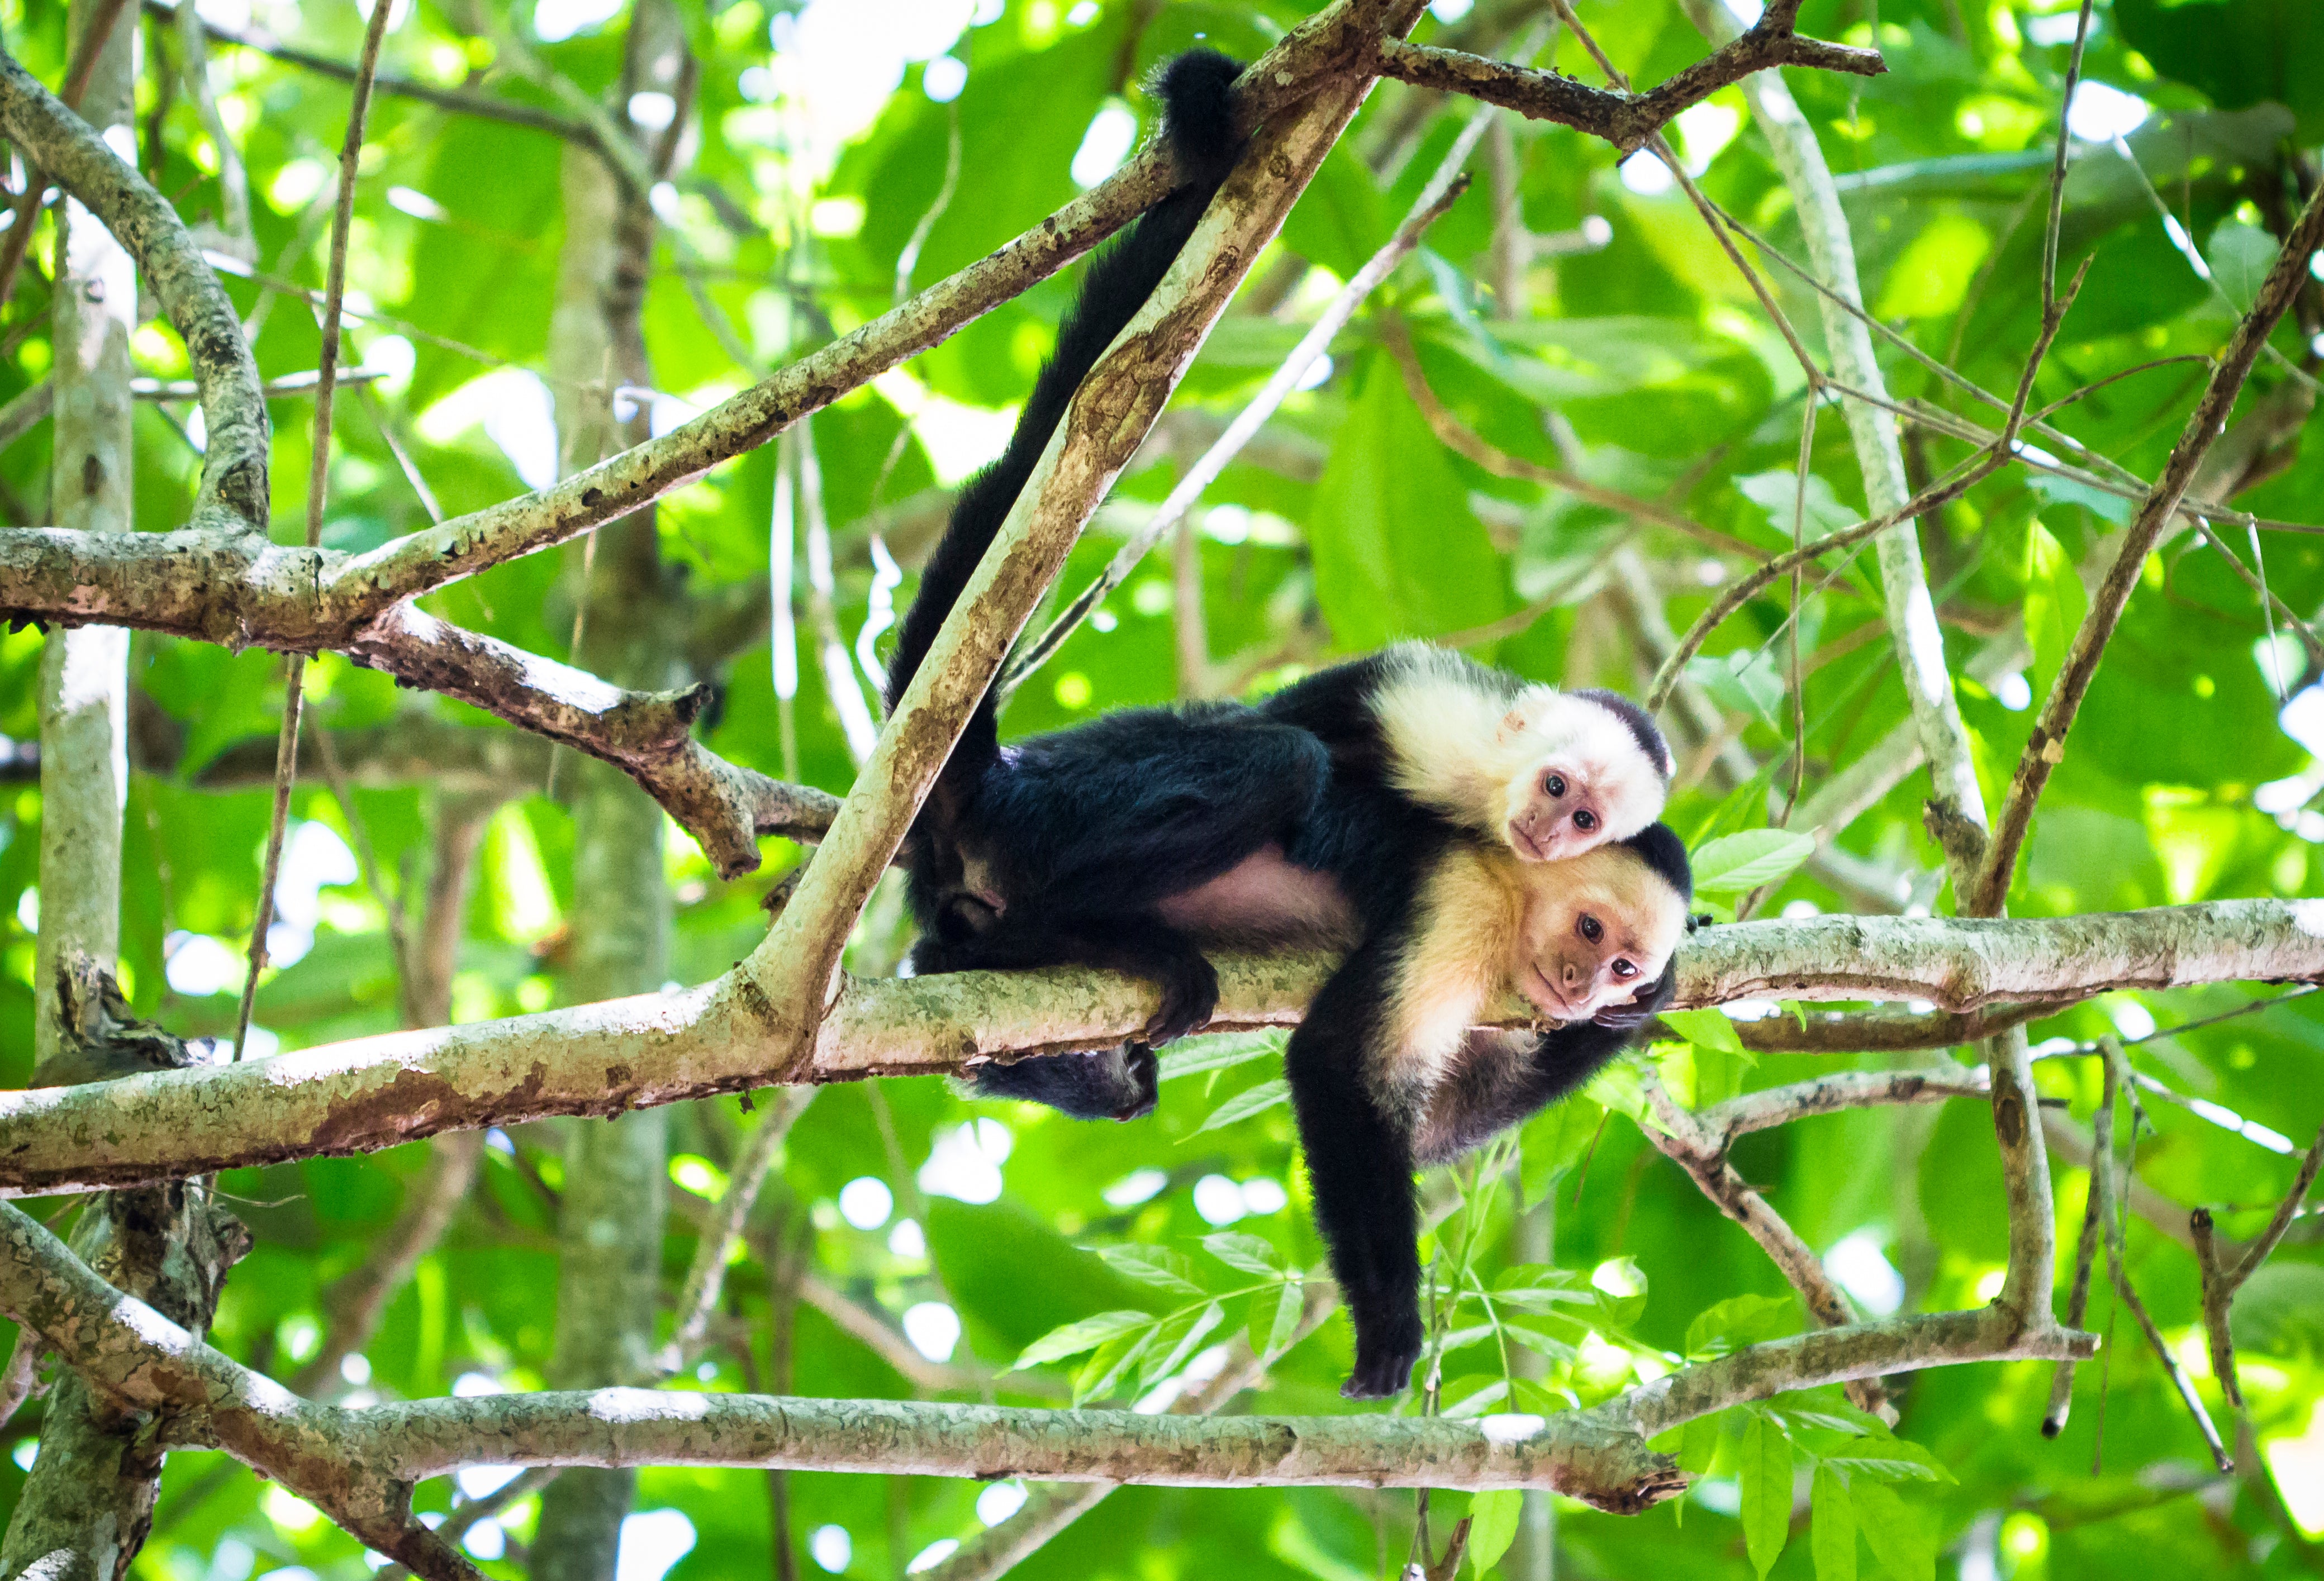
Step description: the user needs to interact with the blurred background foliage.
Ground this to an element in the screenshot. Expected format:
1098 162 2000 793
0 0 2321 1576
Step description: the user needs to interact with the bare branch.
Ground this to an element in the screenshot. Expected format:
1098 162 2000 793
2 901 2320 1194
2193 1119 2324 1408
660 1089 816 1375
2043 1035 2115 1437
2095 1042 2233 1472
0 1193 2090 1531
1368 12 1882 156
1974 177 2324 915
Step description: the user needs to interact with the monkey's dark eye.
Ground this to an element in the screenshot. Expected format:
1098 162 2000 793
1612 959 1638 979
1579 914 1603 942
1574 809 1597 832
1544 773 1566 798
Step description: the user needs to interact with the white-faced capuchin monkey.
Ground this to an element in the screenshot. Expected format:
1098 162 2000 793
870 47 1698 1401
1260 641 1675 864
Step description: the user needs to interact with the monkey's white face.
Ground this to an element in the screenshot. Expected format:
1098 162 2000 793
1496 698 1667 864
1509 846 1687 1022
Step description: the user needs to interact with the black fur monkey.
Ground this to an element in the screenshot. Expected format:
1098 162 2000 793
875 48 1698 1399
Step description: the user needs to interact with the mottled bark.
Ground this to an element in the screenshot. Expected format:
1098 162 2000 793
1 901 2320 1194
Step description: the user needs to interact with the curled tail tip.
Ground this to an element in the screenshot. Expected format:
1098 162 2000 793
1149 47 1244 182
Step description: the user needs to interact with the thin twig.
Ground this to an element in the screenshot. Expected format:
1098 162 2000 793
1646 450 2009 711
2097 1039 2233 1472
659 1089 816 1375
2043 1031 2116 1437
227 0 396 1068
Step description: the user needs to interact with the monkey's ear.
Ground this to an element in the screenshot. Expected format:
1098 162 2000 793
1498 707 1529 741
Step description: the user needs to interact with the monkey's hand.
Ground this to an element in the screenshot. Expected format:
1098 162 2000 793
1591 959 1677 1032
1142 954 1220 1047
1341 1308 1424 1401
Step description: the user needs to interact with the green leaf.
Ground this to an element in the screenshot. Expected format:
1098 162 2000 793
1692 830 1818 894
1091 1245 1206 1297
1850 1478 1935 1581
1812 1465 1858 1581
1441 1378 1511 1418
1158 1031 1283 1081
1182 1077 1291 1139
1739 1411 1795 1579
1250 1280 1305 1359
1073 1325 1159 1405
1306 350 1509 650
1466 1489 1524 1577
1014 1309 1153 1369
1136 1301 1227 1390
1658 1007 1746 1055
1685 1294 1803 1359
2022 519 2087 703
1685 650 1786 724
1202 1232 1286 1278
1823 1438 1955 1484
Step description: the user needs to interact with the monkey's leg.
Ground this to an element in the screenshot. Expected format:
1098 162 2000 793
1285 939 1427 1401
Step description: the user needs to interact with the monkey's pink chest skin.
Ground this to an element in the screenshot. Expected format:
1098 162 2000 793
1155 843 1357 949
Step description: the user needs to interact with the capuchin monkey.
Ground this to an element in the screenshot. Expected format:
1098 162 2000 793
1261 642 1674 864
860 55 1695 1404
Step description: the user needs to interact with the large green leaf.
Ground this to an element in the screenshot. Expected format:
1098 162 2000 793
1305 350 1509 649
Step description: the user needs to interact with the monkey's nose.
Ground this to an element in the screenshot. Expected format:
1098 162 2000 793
1562 962 1582 988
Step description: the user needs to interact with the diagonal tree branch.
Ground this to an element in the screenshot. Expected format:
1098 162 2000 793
0 42 269 534
0 901 2318 1196
1973 179 2324 915
1641 1068 1888 1413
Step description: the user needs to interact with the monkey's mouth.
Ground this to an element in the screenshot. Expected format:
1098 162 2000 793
1524 964 1576 1020
1507 822 1550 861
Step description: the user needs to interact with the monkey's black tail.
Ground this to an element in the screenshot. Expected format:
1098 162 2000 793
882 49 1244 785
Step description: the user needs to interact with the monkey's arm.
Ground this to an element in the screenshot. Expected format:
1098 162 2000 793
1285 934 1429 1401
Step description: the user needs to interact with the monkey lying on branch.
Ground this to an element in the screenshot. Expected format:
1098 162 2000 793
875 49 1694 1400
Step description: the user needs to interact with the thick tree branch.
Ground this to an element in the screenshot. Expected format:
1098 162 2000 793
1973 178 2324 915
0 1192 2089 1527
1368 8 1882 156
0 44 268 534
1 902 2318 1194
729 15 1402 1087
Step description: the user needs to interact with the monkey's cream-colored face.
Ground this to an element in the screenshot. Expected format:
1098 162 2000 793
1496 698 1667 864
1509 846 1687 1022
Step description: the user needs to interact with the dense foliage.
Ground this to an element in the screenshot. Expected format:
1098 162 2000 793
0 0 2320 1577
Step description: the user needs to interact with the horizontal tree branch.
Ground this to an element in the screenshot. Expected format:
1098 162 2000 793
0 1193 2089 1543
1368 2 1882 155
1 902 2318 1194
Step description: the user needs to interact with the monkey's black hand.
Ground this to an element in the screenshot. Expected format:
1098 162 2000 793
1143 955 1220 1046
1113 1042 1161 1121
1342 1308 1424 1401
1591 959 1677 1031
